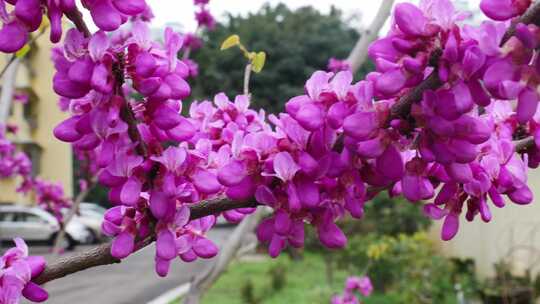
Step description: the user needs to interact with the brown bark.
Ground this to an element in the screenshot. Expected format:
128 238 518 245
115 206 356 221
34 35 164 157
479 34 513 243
33 198 258 285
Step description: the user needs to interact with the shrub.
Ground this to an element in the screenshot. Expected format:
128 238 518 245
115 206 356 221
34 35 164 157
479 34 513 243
336 232 473 303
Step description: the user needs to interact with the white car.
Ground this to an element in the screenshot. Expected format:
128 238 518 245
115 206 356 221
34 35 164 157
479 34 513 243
0 205 92 249
80 203 107 216
72 203 108 243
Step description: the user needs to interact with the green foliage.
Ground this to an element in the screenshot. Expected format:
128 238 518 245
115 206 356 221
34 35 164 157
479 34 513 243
304 193 431 252
251 52 266 73
268 263 287 291
221 35 241 50
241 280 260 304
348 193 432 237
190 4 359 113
335 232 470 304
176 253 407 304
219 34 266 73
478 260 538 302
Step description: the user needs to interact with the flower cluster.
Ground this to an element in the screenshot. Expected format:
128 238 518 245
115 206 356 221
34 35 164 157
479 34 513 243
51 0 540 264
327 58 351 73
1 125 72 223
480 0 531 21
176 0 216 79
32 179 72 222
4 1 540 302
0 238 48 303
359 0 539 240
194 0 215 30
0 0 150 53
331 276 373 304
52 21 227 276
82 0 150 31
0 125 31 183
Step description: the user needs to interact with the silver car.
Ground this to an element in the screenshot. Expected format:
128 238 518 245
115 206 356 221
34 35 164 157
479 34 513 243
66 203 108 243
0 205 92 248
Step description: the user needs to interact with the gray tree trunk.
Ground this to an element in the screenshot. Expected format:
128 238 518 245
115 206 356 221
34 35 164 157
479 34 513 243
0 57 21 124
183 209 265 304
347 0 395 73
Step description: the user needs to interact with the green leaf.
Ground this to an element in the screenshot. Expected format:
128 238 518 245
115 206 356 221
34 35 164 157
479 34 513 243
251 51 266 73
246 51 256 60
16 45 31 58
220 34 240 50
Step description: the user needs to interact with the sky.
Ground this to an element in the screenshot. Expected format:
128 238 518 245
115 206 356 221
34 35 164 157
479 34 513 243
84 0 483 33
145 0 407 32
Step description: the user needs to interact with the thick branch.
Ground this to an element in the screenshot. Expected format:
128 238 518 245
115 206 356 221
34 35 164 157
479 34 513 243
33 198 257 285
190 198 258 220
33 240 120 285
390 69 442 120
501 1 540 46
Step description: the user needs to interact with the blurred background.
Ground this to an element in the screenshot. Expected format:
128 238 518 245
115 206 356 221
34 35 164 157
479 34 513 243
2 1 540 303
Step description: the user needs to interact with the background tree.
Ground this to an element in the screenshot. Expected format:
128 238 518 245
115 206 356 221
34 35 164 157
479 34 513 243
190 3 360 113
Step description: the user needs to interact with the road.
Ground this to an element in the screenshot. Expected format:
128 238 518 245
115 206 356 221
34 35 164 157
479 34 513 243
19 227 233 304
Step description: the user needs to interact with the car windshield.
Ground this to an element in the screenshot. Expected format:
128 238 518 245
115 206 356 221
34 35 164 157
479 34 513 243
81 204 107 215
80 209 104 219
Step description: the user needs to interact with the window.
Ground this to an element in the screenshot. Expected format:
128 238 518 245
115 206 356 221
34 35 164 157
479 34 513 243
23 213 43 223
13 212 44 223
0 212 15 222
20 143 42 177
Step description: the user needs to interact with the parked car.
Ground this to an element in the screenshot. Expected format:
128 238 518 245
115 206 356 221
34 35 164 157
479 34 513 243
72 203 107 243
0 205 92 249
80 203 107 216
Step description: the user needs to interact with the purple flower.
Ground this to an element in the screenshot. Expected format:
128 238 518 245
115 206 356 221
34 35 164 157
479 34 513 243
195 7 216 30
333 275 373 304
327 58 351 72
0 238 48 303
480 0 531 21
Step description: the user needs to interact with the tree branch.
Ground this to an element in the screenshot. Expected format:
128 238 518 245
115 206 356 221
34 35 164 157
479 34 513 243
189 199 259 220
51 181 96 255
389 67 443 120
500 1 540 46
64 9 91 38
33 198 258 285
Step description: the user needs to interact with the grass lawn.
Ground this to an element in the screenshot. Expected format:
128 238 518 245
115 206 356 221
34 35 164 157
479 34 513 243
172 253 403 304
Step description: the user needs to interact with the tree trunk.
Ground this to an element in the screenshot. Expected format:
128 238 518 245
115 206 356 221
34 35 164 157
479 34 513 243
347 0 395 73
51 184 94 255
0 57 21 124
183 209 265 304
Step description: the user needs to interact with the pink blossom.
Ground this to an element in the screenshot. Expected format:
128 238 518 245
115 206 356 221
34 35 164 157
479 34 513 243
0 238 48 303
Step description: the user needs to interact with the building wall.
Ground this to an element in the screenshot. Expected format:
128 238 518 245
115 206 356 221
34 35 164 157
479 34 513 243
431 170 540 279
0 30 73 204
